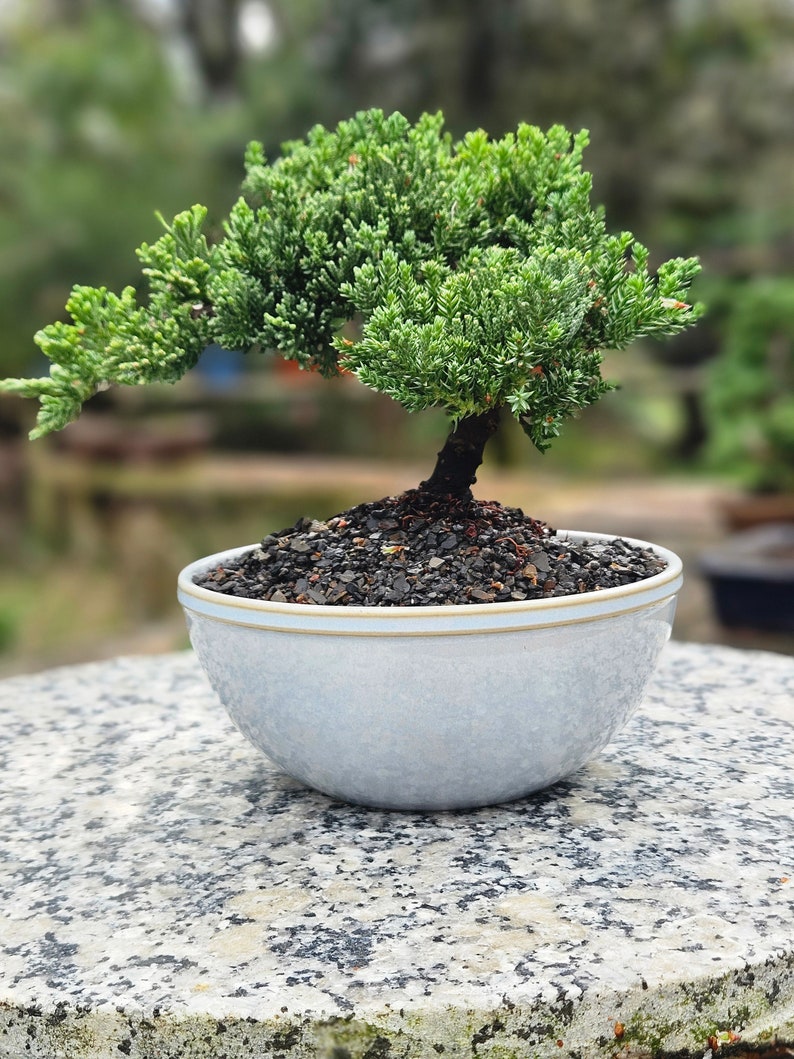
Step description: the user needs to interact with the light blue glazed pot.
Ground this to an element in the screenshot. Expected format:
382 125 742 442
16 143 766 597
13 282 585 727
178 531 682 810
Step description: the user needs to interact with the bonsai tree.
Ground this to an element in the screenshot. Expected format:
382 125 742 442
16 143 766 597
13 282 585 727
2 109 702 506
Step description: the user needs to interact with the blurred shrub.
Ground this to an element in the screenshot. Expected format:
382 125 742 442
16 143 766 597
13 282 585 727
0 605 16 654
705 278 794 493
0 4 239 378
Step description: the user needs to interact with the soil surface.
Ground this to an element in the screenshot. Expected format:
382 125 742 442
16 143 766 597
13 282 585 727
194 490 668 607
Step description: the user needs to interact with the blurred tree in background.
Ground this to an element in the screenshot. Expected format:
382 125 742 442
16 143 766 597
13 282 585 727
0 2 226 376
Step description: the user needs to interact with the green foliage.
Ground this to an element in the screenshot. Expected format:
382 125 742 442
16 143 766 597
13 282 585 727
705 278 794 492
1 108 702 449
5 208 215 438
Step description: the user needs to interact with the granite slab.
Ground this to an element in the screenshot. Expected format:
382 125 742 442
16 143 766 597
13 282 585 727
0 641 793 1059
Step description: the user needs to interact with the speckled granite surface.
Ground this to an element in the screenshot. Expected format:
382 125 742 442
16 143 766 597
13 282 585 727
1 641 793 1059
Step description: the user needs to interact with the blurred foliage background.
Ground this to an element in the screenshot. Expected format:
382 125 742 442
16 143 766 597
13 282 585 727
1 0 793 671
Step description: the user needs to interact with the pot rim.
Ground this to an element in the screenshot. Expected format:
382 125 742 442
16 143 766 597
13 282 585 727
178 530 683 635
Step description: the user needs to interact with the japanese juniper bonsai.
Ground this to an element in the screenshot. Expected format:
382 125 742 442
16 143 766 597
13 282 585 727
1 109 703 603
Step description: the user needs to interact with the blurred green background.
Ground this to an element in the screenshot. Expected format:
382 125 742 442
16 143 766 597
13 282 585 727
1 0 793 673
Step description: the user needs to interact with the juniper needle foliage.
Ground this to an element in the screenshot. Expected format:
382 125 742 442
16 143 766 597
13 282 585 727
2 109 702 452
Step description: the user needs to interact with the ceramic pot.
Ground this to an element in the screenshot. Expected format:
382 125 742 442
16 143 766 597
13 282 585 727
178 532 682 810
701 523 794 632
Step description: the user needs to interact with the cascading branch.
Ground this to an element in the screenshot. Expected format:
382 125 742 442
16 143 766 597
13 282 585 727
0 108 703 497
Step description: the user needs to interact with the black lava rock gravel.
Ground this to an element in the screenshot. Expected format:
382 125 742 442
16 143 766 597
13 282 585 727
194 490 668 607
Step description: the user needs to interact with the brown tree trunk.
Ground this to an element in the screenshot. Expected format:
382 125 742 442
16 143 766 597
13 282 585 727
420 408 501 500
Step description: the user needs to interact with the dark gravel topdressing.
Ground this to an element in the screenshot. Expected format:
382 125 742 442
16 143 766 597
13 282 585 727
195 490 668 607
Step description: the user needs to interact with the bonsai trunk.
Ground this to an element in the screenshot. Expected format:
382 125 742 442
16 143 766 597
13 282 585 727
420 408 501 500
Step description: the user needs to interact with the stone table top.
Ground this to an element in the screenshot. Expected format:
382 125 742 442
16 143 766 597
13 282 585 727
1 641 793 1059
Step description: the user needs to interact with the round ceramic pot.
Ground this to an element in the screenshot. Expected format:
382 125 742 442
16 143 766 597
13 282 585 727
177 532 682 810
